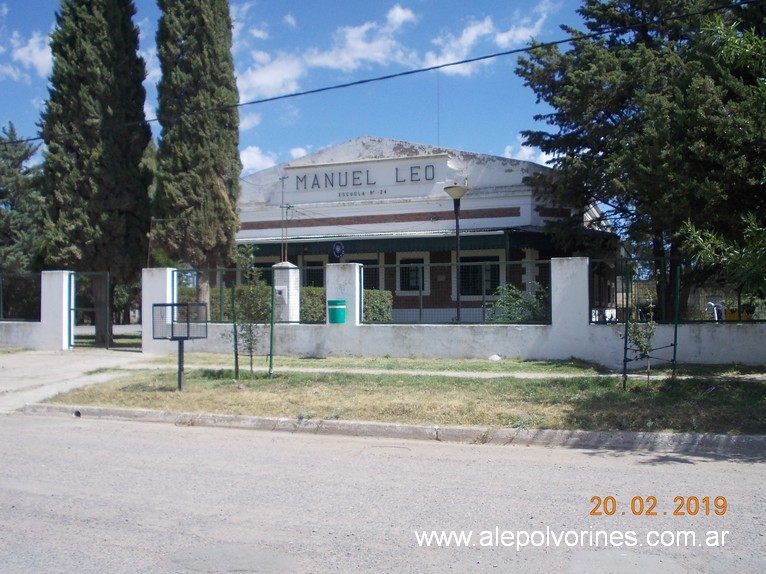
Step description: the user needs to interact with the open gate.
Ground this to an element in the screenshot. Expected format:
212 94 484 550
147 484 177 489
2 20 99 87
68 272 111 348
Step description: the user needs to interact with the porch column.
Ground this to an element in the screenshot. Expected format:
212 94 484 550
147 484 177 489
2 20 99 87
523 248 539 291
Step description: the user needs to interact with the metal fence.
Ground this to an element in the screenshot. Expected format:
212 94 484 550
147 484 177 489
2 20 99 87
589 258 763 324
0 273 41 321
361 260 551 324
173 261 551 325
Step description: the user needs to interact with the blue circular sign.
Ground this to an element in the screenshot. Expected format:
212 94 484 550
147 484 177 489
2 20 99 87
332 241 345 258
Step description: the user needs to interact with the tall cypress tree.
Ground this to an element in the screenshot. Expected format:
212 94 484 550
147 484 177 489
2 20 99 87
41 0 151 343
154 0 242 302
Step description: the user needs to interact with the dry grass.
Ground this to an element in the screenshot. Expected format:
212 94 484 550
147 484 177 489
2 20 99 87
46 364 766 434
147 352 608 374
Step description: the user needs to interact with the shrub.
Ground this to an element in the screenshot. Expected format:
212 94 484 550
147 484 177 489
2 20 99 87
301 287 326 323
486 282 550 324
363 290 393 322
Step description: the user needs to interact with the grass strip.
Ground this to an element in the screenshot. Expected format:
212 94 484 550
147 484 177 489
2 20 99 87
46 367 766 435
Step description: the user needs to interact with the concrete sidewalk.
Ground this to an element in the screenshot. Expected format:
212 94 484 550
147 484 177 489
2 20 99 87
0 348 160 413
2 348 765 457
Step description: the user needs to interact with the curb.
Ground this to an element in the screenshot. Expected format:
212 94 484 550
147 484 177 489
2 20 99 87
21 403 766 457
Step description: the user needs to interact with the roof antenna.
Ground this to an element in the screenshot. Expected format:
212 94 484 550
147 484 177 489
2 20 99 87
436 67 441 145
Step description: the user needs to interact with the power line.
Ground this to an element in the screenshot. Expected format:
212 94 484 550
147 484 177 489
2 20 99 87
1 0 758 148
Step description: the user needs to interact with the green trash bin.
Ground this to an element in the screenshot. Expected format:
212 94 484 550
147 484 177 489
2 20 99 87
327 300 346 324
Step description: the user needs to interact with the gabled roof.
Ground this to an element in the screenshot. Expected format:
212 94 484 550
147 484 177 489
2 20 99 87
282 135 540 169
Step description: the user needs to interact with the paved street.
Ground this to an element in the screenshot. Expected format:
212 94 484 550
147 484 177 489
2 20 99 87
1 349 765 572
1 413 764 573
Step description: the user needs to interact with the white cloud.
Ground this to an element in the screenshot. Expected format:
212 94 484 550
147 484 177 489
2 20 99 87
495 0 552 48
240 145 278 174
283 14 297 29
421 17 495 76
239 111 261 131
249 26 269 41
136 16 153 45
11 30 51 78
385 4 417 31
494 19 545 48
144 102 156 122
141 46 161 84
230 2 256 47
235 3 550 107
289 147 308 159
503 135 553 166
238 52 305 102
0 62 21 81
303 6 418 72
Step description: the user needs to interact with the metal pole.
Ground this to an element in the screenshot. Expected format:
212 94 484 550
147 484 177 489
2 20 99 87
232 285 239 380
672 262 680 382
454 197 462 323
105 272 111 350
268 281 276 379
622 263 631 391
177 338 184 391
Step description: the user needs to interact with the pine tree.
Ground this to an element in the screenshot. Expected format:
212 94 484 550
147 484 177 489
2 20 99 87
516 0 766 319
0 123 45 274
154 0 242 304
41 0 151 343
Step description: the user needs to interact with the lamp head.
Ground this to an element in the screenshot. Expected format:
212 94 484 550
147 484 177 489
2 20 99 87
444 184 469 200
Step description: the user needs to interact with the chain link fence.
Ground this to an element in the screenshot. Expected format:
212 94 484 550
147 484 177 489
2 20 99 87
589 258 764 324
0 273 41 321
174 261 552 325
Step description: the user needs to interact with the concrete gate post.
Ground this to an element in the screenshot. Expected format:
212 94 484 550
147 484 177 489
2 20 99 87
325 263 362 326
141 268 176 353
550 257 590 329
40 271 74 350
272 262 300 322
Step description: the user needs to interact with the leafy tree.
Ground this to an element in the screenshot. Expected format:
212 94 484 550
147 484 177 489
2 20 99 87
222 246 271 373
516 0 766 320
40 0 151 342
0 123 45 273
154 0 242 305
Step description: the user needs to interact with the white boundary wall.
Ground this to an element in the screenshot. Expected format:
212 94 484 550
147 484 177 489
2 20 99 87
0 271 73 350
140 259 766 370
3 261 766 370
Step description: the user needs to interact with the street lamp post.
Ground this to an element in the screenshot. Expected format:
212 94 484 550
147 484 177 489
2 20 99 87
444 183 469 322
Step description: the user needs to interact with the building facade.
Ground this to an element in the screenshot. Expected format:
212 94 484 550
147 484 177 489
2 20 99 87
238 136 606 322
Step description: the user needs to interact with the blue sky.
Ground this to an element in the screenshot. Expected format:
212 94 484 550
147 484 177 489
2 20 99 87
0 0 584 173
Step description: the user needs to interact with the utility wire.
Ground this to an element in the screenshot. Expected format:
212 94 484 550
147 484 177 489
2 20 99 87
1 0 758 147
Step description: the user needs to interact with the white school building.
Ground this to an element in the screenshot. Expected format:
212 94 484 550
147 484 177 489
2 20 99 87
237 136 613 320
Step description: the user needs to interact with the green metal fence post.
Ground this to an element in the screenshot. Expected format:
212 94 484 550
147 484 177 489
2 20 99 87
622 263 632 391
268 281 275 379
231 284 239 380
672 262 680 381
